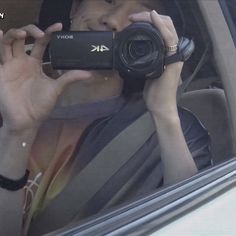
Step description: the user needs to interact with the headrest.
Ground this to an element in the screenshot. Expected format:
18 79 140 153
38 0 73 31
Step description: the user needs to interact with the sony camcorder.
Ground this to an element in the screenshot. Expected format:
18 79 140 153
50 22 194 80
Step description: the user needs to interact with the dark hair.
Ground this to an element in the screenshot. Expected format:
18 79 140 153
38 0 183 97
38 0 73 31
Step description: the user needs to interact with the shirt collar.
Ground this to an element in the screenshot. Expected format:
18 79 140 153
48 95 126 120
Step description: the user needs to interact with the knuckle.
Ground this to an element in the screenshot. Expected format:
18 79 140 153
166 21 174 29
163 16 174 26
20 26 30 32
2 29 16 42
8 28 17 35
36 38 48 46
21 24 37 32
28 24 35 28
3 28 26 43
29 24 39 31
25 24 35 29
165 16 172 22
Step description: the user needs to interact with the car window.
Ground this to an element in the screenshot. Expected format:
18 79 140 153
219 0 236 46
0 0 236 235
224 0 236 24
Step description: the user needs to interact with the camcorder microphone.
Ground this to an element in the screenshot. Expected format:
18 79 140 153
49 22 195 80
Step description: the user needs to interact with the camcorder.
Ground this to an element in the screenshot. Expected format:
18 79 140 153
50 22 194 80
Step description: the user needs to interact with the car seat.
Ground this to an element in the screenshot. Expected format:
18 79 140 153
178 88 234 164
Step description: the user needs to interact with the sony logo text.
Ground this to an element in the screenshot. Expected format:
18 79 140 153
0 13 5 19
57 35 74 39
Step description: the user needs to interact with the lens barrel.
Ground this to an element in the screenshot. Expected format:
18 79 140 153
115 22 165 80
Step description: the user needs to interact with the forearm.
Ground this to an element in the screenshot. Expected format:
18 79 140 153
152 108 197 186
0 126 38 235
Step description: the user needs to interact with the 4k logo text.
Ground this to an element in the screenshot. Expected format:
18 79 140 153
91 45 110 52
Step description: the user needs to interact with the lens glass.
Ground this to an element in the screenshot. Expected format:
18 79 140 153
128 40 152 59
121 33 159 68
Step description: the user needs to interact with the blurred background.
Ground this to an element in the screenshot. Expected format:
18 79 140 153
0 0 42 32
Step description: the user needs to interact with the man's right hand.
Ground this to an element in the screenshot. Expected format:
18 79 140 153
0 23 91 133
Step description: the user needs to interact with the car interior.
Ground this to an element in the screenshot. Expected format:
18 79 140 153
157 0 235 165
171 0 235 165
1 0 236 234
180 1 235 164
1 0 235 166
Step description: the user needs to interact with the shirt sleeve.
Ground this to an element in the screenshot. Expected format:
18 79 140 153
178 107 213 170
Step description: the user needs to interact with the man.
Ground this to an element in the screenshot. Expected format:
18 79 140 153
0 0 211 235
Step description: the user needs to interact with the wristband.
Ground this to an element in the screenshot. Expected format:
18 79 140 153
0 170 30 191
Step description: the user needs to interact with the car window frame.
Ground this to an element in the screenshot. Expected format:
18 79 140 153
219 0 236 47
47 158 236 236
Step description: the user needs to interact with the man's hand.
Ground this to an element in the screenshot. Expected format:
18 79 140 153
129 10 182 117
0 23 91 133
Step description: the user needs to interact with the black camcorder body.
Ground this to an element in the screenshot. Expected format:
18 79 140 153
50 31 114 70
50 22 194 80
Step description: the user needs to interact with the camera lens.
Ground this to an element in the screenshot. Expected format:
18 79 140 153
128 40 152 59
121 34 158 68
115 23 165 79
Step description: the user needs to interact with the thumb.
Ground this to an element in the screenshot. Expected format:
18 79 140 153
56 70 91 90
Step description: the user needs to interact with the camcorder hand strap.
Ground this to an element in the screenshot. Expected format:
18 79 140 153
165 37 195 65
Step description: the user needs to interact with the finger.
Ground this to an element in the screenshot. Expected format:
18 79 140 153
1 29 26 62
55 70 92 92
160 15 179 41
150 11 178 46
129 11 152 23
31 23 63 60
129 12 173 30
0 30 4 64
12 25 45 57
161 16 175 30
129 11 178 47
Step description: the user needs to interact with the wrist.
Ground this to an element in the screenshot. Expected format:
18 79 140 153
151 109 181 129
0 169 30 191
1 124 39 138
150 105 178 119
0 126 38 179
